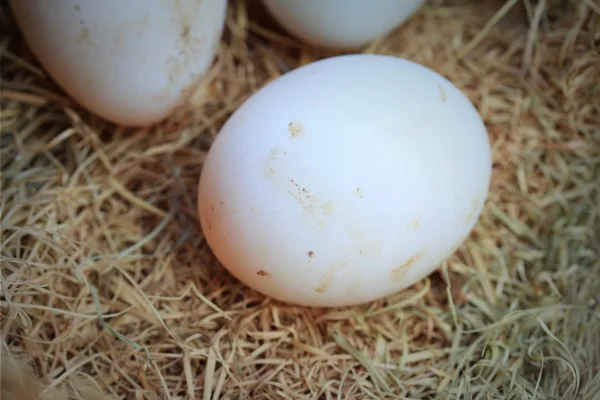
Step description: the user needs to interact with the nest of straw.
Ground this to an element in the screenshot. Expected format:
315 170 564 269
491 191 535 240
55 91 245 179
1 0 599 399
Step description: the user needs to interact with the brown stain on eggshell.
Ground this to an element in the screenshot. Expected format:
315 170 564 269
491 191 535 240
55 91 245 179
464 194 484 224
158 0 225 119
439 85 447 102
288 121 303 138
287 178 335 216
320 201 334 215
263 147 285 179
408 219 421 230
168 0 204 84
76 27 90 45
202 200 228 234
204 213 212 231
355 241 381 258
181 24 191 41
391 249 426 281
256 270 269 276
314 261 347 294
288 178 315 211
262 147 337 227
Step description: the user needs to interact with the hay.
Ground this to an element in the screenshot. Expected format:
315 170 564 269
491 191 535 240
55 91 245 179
1 0 599 398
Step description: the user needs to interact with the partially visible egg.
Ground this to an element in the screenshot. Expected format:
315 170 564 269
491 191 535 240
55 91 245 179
9 0 227 127
261 0 424 49
198 54 492 308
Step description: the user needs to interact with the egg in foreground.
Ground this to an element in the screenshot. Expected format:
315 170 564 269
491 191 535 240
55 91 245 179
198 54 492 308
261 0 424 49
9 0 227 127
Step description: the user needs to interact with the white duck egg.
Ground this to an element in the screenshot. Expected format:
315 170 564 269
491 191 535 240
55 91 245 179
9 0 227 127
198 54 492 308
261 0 424 49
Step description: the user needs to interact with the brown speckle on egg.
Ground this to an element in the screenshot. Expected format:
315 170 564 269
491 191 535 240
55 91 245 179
314 261 346 294
288 121 303 138
391 249 426 281
181 24 191 41
408 219 421 230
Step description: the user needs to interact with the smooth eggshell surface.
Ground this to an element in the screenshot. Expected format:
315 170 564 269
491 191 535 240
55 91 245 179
10 0 227 127
198 54 492 308
261 0 424 49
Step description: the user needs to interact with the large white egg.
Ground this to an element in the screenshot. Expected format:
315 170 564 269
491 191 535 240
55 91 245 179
198 54 492 308
9 0 227 127
261 0 424 49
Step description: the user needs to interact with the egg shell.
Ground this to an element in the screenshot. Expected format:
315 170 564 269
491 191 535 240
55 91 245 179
198 54 492 308
9 0 227 127
261 0 424 49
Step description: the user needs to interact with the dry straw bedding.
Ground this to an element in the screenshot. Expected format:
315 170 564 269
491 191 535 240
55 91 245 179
1 0 599 399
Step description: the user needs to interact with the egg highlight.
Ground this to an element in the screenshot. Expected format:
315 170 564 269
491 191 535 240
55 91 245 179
198 54 492 308
261 0 424 49
9 0 227 127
